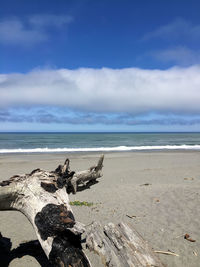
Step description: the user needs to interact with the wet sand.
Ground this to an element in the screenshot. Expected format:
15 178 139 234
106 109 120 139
0 151 200 266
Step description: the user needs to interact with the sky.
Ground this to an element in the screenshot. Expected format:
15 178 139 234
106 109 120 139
1 0 200 132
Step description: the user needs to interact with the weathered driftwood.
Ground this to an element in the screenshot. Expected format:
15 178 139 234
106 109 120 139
85 222 165 267
0 155 104 266
55 154 104 194
0 155 164 267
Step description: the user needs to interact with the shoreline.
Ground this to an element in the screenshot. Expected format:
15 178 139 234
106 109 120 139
1 146 200 154
0 151 200 266
1 148 200 156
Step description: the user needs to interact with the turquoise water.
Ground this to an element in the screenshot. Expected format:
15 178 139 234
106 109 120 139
0 132 200 153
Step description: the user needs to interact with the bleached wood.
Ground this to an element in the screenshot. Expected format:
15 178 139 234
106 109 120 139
85 222 164 267
0 155 164 267
71 155 104 193
0 157 101 266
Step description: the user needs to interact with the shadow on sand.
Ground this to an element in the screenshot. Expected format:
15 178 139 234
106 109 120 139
0 233 52 267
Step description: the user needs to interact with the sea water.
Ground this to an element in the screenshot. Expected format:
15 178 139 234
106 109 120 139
0 132 200 153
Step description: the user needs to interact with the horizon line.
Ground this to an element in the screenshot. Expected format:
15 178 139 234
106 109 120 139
0 131 200 134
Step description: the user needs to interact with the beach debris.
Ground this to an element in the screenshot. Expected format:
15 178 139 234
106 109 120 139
184 233 196 242
193 251 198 256
140 183 152 186
0 155 166 266
126 214 137 219
126 214 146 219
55 154 104 194
154 250 179 257
70 200 94 207
86 222 165 266
0 155 105 266
184 177 194 181
153 198 160 203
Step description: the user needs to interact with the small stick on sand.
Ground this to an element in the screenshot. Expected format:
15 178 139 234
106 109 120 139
140 183 152 186
126 214 137 219
193 251 198 256
184 233 196 242
154 250 179 257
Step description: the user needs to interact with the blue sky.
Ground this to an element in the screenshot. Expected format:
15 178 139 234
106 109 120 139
1 0 200 132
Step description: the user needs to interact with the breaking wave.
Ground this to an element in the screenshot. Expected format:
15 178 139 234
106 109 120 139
0 145 200 153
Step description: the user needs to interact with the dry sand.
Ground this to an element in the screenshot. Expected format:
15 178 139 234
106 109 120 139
0 151 200 266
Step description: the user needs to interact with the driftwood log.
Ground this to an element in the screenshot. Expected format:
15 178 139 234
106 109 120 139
85 222 165 267
0 155 164 267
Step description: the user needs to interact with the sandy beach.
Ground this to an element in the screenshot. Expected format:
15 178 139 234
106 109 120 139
0 151 200 267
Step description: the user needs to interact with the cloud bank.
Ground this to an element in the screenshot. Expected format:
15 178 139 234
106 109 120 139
0 66 200 115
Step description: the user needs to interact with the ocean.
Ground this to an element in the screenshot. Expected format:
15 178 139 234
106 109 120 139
0 132 200 154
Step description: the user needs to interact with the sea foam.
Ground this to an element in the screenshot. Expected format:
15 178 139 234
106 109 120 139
0 145 200 153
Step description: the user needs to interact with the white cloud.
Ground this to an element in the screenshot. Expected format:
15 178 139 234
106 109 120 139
28 14 73 28
143 18 200 42
154 47 200 66
0 14 73 46
141 18 200 66
0 18 47 45
0 66 200 114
